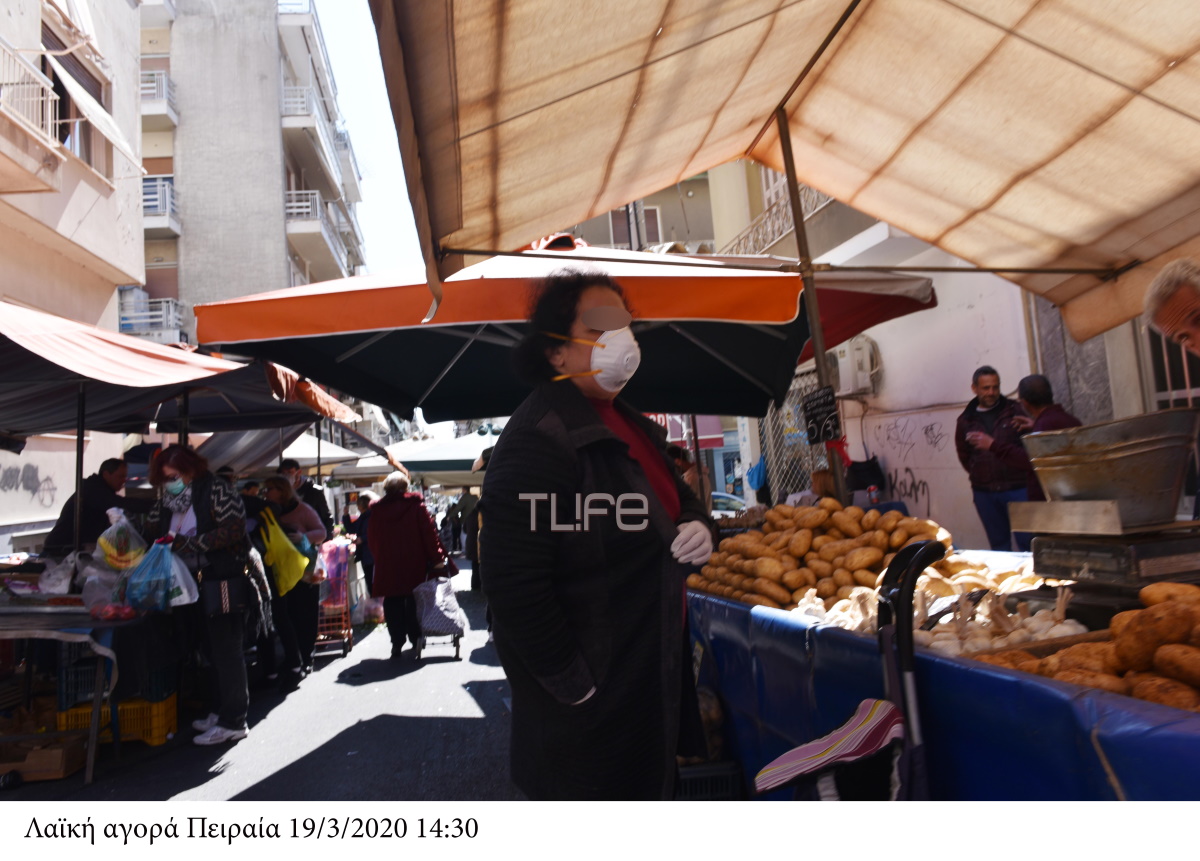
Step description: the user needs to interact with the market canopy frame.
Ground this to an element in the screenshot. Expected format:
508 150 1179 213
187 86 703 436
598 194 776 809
371 0 1200 341
196 239 936 421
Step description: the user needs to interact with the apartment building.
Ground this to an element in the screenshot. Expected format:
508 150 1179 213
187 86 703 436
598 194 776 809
0 1 144 553
127 0 365 343
568 173 714 252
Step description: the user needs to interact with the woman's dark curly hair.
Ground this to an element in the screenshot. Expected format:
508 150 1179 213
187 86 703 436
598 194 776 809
512 269 626 384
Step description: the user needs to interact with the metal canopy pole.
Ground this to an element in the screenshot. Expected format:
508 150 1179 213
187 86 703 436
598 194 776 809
72 382 85 554
178 390 190 446
776 106 849 504
316 418 322 484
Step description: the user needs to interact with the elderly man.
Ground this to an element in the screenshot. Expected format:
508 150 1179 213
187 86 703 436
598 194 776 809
1145 259 1200 353
955 366 1029 551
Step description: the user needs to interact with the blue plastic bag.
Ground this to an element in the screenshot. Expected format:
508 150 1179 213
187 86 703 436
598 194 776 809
746 455 767 491
123 543 176 612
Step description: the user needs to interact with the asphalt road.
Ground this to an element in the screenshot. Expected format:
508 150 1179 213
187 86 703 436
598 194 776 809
8 559 524 801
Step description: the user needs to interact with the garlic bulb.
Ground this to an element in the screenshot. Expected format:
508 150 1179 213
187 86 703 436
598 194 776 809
930 639 964 657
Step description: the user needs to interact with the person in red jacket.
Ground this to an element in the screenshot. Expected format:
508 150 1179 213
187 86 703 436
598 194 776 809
967 374 1082 549
367 471 446 659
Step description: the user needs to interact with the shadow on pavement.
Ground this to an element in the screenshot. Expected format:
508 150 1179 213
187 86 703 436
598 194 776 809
231 711 522 801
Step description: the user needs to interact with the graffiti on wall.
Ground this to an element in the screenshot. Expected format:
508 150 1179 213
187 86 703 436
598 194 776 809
869 415 955 519
887 467 931 518
0 464 57 508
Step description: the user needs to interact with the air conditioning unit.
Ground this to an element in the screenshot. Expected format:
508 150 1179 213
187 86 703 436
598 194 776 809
825 335 878 397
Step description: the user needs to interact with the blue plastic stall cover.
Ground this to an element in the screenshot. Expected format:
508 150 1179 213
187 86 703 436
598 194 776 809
688 592 1200 800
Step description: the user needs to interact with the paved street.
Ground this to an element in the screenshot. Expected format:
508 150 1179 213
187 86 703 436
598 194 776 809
10 560 524 801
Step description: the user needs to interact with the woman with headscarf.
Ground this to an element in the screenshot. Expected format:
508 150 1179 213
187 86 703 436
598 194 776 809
480 270 712 800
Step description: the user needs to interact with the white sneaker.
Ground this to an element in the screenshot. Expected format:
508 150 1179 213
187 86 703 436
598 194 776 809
193 724 248 746
191 713 219 733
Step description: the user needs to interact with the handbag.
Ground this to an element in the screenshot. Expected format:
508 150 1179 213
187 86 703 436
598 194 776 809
258 508 309 597
199 575 248 616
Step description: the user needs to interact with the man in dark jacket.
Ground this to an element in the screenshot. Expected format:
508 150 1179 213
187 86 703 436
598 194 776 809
954 366 1029 551
279 458 334 537
43 458 149 556
967 374 1083 503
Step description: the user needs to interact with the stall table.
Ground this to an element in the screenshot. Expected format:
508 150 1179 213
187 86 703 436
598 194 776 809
688 593 1200 800
0 610 138 785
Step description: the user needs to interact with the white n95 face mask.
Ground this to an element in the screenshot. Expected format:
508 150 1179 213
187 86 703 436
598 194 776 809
591 327 641 392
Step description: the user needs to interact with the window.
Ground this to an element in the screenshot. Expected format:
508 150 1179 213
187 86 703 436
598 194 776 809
643 206 660 244
41 25 107 175
1145 324 1200 409
609 209 631 249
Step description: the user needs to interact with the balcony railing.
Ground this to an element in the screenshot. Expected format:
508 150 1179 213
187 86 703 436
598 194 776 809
120 297 184 333
143 177 179 218
278 1 337 98
334 128 362 181
0 39 59 145
285 189 348 269
140 70 177 112
719 186 834 255
282 86 340 175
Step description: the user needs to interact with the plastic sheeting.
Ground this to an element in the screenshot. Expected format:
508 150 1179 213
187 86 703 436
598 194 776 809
688 593 1200 800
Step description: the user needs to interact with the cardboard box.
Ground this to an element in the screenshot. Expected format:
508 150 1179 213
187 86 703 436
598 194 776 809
0 736 85 781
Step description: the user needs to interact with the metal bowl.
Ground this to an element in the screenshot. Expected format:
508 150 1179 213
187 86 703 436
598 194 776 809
1023 408 1200 528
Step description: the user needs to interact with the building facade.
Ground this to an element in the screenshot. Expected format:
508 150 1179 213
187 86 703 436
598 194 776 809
0 0 145 553
126 0 365 343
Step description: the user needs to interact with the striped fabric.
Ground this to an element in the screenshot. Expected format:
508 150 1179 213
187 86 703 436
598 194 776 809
755 699 905 794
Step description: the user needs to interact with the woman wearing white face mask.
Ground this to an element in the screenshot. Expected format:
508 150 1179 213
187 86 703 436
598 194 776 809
480 270 713 800
141 444 262 746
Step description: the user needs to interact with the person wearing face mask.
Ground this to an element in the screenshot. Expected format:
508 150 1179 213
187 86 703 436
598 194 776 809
140 444 265 746
480 269 712 800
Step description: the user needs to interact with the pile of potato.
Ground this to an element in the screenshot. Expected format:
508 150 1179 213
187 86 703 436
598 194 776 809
976 581 1200 712
689 498 953 611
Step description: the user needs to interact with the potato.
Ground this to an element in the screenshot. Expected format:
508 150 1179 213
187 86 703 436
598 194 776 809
833 568 855 588
1190 624 1200 649
819 538 859 562
844 546 885 572
779 554 799 572
731 589 746 601
974 654 1015 668
1053 669 1130 696
1154 644 1200 688
830 511 863 538
866 529 890 552
793 508 830 530
718 538 737 553
814 577 837 598
1130 675 1200 711
792 588 810 603
788 529 813 559
843 505 865 522
817 497 844 512
860 508 881 530
811 535 835 551
823 596 842 612
1139 581 1200 607
852 569 878 588
766 530 792 551
877 510 904 533
774 504 796 518
824 528 845 541
742 593 782 610
836 585 857 600
832 555 846 569
752 577 794 605
762 522 777 535
1115 602 1194 671
1042 643 1118 676
1110 609 1140 638
686 573 705 589
764 508 790 526
1015 659 1043 674
781 569 809 591
755 557 786 582
888 528 910 549
807 558 833 579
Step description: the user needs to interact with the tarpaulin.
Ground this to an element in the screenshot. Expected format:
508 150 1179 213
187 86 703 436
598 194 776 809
688 592 1200 800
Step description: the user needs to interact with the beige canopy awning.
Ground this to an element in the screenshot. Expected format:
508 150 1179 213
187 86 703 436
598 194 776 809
371 0 1200 341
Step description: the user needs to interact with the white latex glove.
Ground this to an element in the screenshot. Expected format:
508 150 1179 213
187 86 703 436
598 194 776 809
671 520 713 566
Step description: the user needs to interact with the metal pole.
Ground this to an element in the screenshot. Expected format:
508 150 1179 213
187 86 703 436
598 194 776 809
73 383 85 554
178 390 189 446
316 418 322 483
776 107 849 503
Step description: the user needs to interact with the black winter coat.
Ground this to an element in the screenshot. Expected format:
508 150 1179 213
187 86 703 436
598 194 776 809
480 381 709 800
954 396 1029 491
